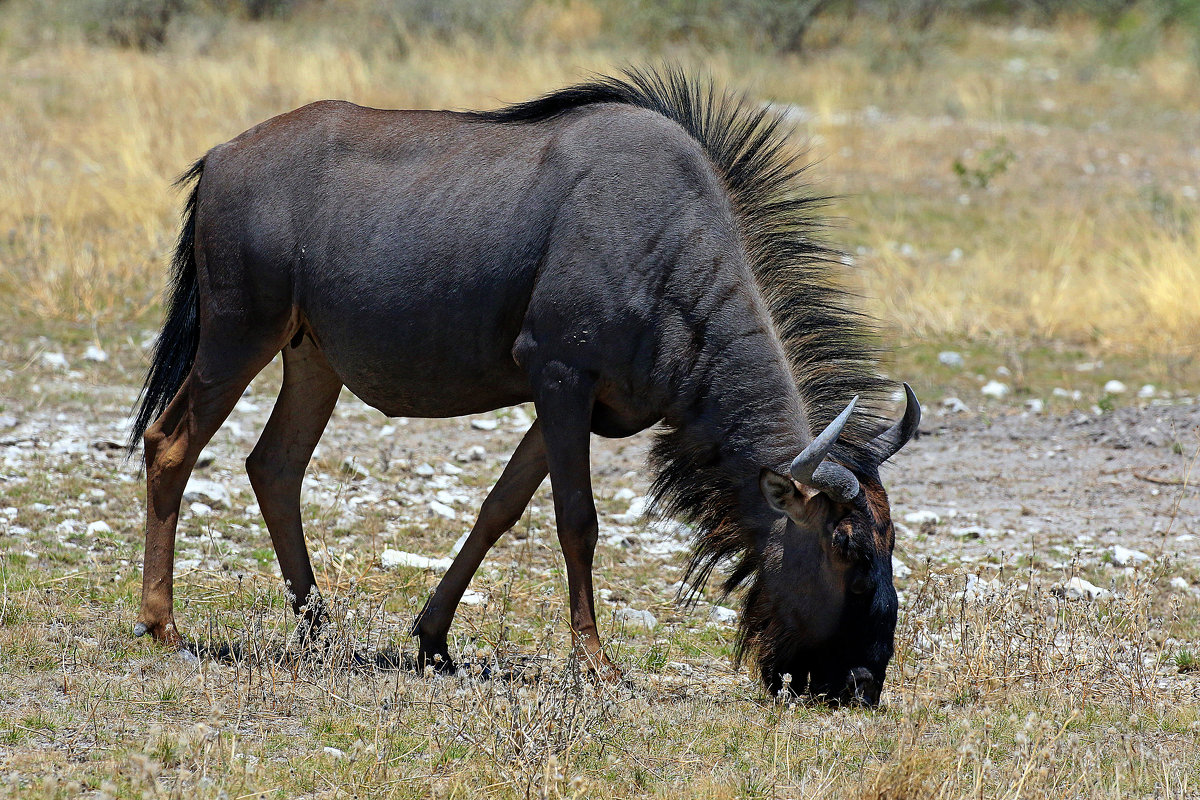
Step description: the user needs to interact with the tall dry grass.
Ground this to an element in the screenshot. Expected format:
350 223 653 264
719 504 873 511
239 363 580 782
1 3 1198 354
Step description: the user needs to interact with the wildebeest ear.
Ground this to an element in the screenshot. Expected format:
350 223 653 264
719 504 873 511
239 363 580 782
760 468 817 516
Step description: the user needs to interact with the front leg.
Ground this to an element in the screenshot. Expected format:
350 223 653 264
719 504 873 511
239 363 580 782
413 419 549 671
531 361 618 679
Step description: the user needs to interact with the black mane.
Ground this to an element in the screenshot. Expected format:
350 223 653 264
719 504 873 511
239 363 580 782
474 67 893 610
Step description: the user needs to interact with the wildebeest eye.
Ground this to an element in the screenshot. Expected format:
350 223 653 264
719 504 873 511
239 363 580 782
849 574 872 594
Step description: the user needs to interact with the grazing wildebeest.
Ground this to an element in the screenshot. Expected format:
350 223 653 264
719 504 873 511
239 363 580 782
129 68 920 705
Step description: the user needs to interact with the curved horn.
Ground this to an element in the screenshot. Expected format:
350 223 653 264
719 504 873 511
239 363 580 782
790 396 861 503
874 383 921 462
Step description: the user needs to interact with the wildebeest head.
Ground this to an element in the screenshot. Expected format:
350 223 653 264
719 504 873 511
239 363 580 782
745 385 921 706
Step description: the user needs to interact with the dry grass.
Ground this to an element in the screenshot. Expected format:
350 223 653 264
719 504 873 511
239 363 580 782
2 540 1199 798
1 6 1198 353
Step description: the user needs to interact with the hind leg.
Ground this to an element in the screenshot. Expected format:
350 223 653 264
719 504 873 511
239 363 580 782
136 336 284 646
413 419 548 670
245 338 342 629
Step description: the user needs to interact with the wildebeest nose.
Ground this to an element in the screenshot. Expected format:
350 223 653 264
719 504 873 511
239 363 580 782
846 667 880 705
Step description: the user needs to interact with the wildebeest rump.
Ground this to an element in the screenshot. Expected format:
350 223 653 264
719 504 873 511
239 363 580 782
129 68 920 705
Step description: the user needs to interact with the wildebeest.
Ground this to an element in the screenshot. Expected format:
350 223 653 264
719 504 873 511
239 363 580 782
129 68 920 705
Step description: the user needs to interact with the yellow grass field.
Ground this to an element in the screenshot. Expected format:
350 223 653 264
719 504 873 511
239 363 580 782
2 5 1199 352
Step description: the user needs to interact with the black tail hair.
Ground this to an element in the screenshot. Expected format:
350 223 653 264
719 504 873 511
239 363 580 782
127 158 205 457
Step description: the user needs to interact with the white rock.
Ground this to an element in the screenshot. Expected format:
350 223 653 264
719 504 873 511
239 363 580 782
610 495 650 524
1062 576 1111 601
41 352 69 370
995 365 1011 377
414 463 436 477
322 747 347 760
183 478 231 509
461 445 486 462
429 500 457 521
85 520 111 535
980 380 1009 399
614 608 657 630
380 549 452 572
938 351 964 368
1103 380 1127 395
961 573 1001 602
613 487 637 502
1111 545 1151 567
83 344 108 363
1169 577 1190 591
891 556 911 580
709 605 738 625
441 462 463 475
470 418 498 431
902 510 940 526
435 490 469 507
1138 384 1157 399
451 531 469 556
940 397 969 413
460 589 487 606
509 406 533 432
189 502 212 517
1024 398 1045 414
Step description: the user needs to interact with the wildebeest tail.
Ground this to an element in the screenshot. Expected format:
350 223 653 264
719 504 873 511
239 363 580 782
127 158 205 457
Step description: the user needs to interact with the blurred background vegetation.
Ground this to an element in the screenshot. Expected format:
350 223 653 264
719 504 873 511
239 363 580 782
1 0 1198 372
26 0 1200 62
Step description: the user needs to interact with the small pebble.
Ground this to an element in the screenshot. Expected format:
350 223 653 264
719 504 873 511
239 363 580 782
183 478 231 509
1103 380 1127 395
614 608 657 630
903 510 940 526
1061 576 1111 601
1111 545 1150 567
941 397 969 413
41 352 69 370
938 351 964 369
380 549 451 572
429 500 456 521
709 605 738 625
980 380 1009 399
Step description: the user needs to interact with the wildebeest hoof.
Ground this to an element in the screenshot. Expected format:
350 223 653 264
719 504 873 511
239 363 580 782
134 618 183 649
415 644 456 675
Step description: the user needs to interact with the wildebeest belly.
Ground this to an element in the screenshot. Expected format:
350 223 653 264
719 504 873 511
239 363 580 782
298 256 537 418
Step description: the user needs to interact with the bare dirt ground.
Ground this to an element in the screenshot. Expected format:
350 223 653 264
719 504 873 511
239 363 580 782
2 336 1200 797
